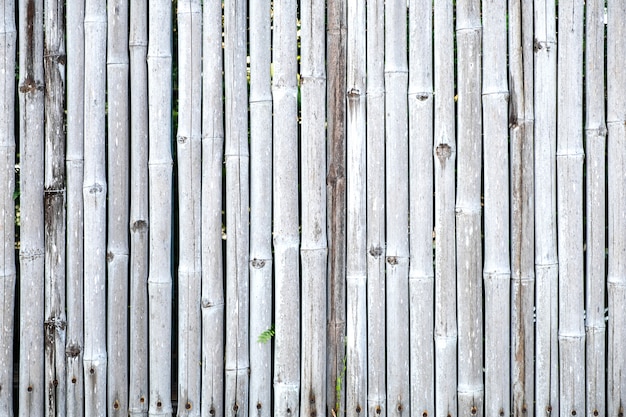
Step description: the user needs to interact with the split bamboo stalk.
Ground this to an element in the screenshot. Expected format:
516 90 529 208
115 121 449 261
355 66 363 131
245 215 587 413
83 0 108 412
607 2 626 415
201 0 225 414
107 1 130 415
18 0 46 413
583 1 606 416
177 0 203 414
345 0 366 414
248 0 273 413
300 0 328 416
455 1 483 415
223 0 250 415
433 1 457 416
43 0 67 413
129 1 149 415
366 0 387 414
482 1 511 416
147 0 173 413
272 0 300 414
65 0 85 412
326 0 347 412
533 1 559 415
508 1 535 415
0 1 16 414
408 0 434 416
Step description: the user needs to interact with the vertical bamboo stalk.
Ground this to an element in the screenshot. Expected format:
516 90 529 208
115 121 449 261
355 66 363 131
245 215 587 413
272 0 300 414
65 0 85 412
300 0 328 416
106 1 130 415
201 0 224 414
366 0 386 414
18 0 45 413
508 1 535 415
345 0 366 414
129 1 149 415
176 0 203 414
482 1 511 416
455 1 483 415
433 1 457 416
607 2 626 415
326 0 347 412
584 1 606 416
223 0 250 415
248 0 273 413
408 1 434 416
43 0 67 412
533 1 559 415
147 0 173 413
0 1 16 414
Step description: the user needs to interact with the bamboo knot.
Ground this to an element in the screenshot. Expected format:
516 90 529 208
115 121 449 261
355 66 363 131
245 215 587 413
435 144 452 163
131 220 148 232
19 77 43 93
251 258 266 269
369 246 383 258
66 343 82 358
386 256 398 265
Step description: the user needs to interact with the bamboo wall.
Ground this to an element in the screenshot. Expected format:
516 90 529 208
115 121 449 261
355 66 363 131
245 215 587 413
1 1 624 417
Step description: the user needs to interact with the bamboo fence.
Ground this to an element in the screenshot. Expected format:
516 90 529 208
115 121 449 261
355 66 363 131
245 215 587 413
4 2 626 417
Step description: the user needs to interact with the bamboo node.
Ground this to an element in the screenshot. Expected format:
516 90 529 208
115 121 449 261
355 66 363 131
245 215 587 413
592 410 598 416
27 385 33 392
471 406 477 415
369 246 383 258
71 377 77 384
499 409 505 416
356 405 362 413
571 410 576 416
113 400 120 410
251 258 266 269
256 402 262 410
422 411 427 417
397 404 404 412
131 220 148 232
386 256 398 265
416 93 430 101
436 144 453 163
185 402 192 410
233 403 239 412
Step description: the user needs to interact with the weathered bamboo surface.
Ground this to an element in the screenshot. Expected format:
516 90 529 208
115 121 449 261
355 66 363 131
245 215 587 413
4 3 626 417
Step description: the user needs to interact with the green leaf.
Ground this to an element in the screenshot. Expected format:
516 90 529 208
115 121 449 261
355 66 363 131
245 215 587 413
257 324 275 344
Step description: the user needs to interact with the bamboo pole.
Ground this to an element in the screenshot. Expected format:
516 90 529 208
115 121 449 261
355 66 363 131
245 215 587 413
345 0 366 414
607 2 626 415
43 0 67 412
533 1 559 415
0 1 16 414
508 1 535 415
201 0 225 414
366 0 386 414
272 0 300 414
106 1 130 415
129 1 149 415
583 1 606 417
482 1 511 416
65 0 85 412
455 1 483 415
177 0 203 414
147 0 173 413
300 0 328 416
433 1 457 416
223 0 250 415
408 1 434 417
326 0 347 412
18 0 46 413
248 0 273 413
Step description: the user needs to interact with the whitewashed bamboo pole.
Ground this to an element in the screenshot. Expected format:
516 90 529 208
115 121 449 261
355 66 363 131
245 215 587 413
0 2 16 414
326 0 347 412
533 0 559 415
433 1 457 416
147 0 173 413
248 0 273 414
482 1 511 416
408 0 434 416
508 1 535 415
583 2 606 417
65 0 85 412
300 0 328 416
129 1 149 415
345 0 366 414
455 1 483 415
18 0 46 413
366 0 386 414
272 0 300 414
607 2 626 415
201 0 225 414
43 0 67 412
223 0 250 415
176 0 203 414
106 1 130 415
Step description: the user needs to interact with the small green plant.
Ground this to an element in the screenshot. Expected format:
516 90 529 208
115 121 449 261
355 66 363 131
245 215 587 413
257 324 275 344
332 339 347 417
